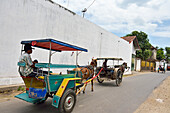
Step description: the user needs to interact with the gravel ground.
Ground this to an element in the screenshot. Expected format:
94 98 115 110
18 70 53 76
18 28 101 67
134 76 170 113
0 90 25 103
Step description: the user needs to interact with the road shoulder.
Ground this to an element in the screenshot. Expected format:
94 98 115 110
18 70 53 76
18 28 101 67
134 76 170 113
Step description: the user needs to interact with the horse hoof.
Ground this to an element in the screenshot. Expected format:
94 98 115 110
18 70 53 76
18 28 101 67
83 91 85 94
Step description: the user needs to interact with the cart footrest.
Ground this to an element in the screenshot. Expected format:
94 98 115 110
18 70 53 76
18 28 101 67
15 93 44 104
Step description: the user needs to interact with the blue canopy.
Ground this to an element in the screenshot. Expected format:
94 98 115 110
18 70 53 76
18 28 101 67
21 39 88 52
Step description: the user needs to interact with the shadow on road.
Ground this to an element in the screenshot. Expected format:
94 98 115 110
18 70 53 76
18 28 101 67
13 99 60 113
95 81 119 87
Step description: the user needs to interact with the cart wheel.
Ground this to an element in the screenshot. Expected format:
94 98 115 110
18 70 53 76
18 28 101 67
97 76 104 83
115 70 123 86
59 89 76 113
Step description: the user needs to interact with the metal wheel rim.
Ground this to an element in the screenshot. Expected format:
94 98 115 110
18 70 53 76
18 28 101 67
116 78 120 85
64 95 74 111
119 74 122 82
98 75 103 82
116 71 122 85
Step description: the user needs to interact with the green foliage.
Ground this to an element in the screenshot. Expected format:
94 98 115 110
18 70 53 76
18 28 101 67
125 31 152 60
17 86 25 91
136 50 143 58
143 49 152 60
156 48 165 60
165 47 170 54
165 47 170 62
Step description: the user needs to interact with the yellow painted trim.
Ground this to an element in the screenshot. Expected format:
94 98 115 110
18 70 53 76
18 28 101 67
50 73 60 75
76 83 81 86
65 78 81 80
55 78 81 97
55 79 69 97
38 76 44 79
85 79 91 83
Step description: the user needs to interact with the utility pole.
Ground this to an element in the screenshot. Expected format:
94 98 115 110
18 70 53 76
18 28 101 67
82 8 87 18
81 0 96 18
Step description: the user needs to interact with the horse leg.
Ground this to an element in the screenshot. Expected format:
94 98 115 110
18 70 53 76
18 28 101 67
83 83 87 94
91 79 93 92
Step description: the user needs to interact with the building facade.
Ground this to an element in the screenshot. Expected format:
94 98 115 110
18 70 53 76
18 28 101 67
0 0 134 85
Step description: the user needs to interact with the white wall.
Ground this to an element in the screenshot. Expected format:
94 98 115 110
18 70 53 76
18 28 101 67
151 49 157 60
155 61 167 71
132 42 136 55
136 59 141 71
0 0 132 85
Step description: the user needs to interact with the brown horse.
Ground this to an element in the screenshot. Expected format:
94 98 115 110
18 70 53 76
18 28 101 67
119 62 128 74
73 58 97 93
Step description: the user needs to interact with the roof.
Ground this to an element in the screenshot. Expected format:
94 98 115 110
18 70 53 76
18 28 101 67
151 46 157 50
96 58 123 60
121 36 140 50
21 39 88 52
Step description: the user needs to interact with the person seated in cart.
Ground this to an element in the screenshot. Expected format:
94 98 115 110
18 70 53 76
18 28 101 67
102 59 108 74
19 44 47 77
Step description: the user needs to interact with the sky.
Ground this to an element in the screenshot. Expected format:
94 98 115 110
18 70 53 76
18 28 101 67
53 0 170 49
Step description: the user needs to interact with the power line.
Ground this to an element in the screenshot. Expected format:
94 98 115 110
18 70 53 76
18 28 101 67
82 0 96 18
86 0 96 10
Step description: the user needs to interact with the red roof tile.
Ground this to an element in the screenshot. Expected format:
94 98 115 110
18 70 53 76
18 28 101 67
121 36 140 49
121 36 136 44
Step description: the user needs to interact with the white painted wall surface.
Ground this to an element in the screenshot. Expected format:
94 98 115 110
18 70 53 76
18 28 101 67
155 61 160 71
0 0 132 85
151 49 157 60
156 61 167 71
165 63 167 71
131 42 136 55
136 59 141 71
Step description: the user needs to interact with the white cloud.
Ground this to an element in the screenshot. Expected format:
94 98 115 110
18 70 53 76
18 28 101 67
151 32 170 38
53 0 170 38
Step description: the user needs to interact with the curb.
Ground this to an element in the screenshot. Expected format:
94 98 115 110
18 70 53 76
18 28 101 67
0 84 25 93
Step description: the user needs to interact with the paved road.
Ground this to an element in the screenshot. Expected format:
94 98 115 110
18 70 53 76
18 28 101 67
0 72 169 113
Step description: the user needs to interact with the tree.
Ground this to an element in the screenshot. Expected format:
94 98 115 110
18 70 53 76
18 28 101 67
165 47 170 62
156 48 165 60
125 31 152 60
136 50 143 58
143 49 152 60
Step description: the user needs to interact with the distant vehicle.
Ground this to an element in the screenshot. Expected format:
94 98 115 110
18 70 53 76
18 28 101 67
95 58 128 86
158 65 165 73
167 64 170 71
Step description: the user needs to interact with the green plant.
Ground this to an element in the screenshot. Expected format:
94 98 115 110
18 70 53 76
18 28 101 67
17 86 25 91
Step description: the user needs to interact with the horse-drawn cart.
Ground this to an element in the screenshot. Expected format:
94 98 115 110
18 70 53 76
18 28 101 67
158 65 165 73
15 39 88 113
95 58 128 86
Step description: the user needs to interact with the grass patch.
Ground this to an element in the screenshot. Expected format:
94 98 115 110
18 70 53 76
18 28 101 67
17 86 25 91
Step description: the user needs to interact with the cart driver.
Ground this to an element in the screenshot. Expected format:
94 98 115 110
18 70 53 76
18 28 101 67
103 59 108 74
19 44 38 77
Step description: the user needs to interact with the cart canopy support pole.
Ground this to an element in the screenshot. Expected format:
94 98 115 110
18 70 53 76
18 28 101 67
47 41 52 93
